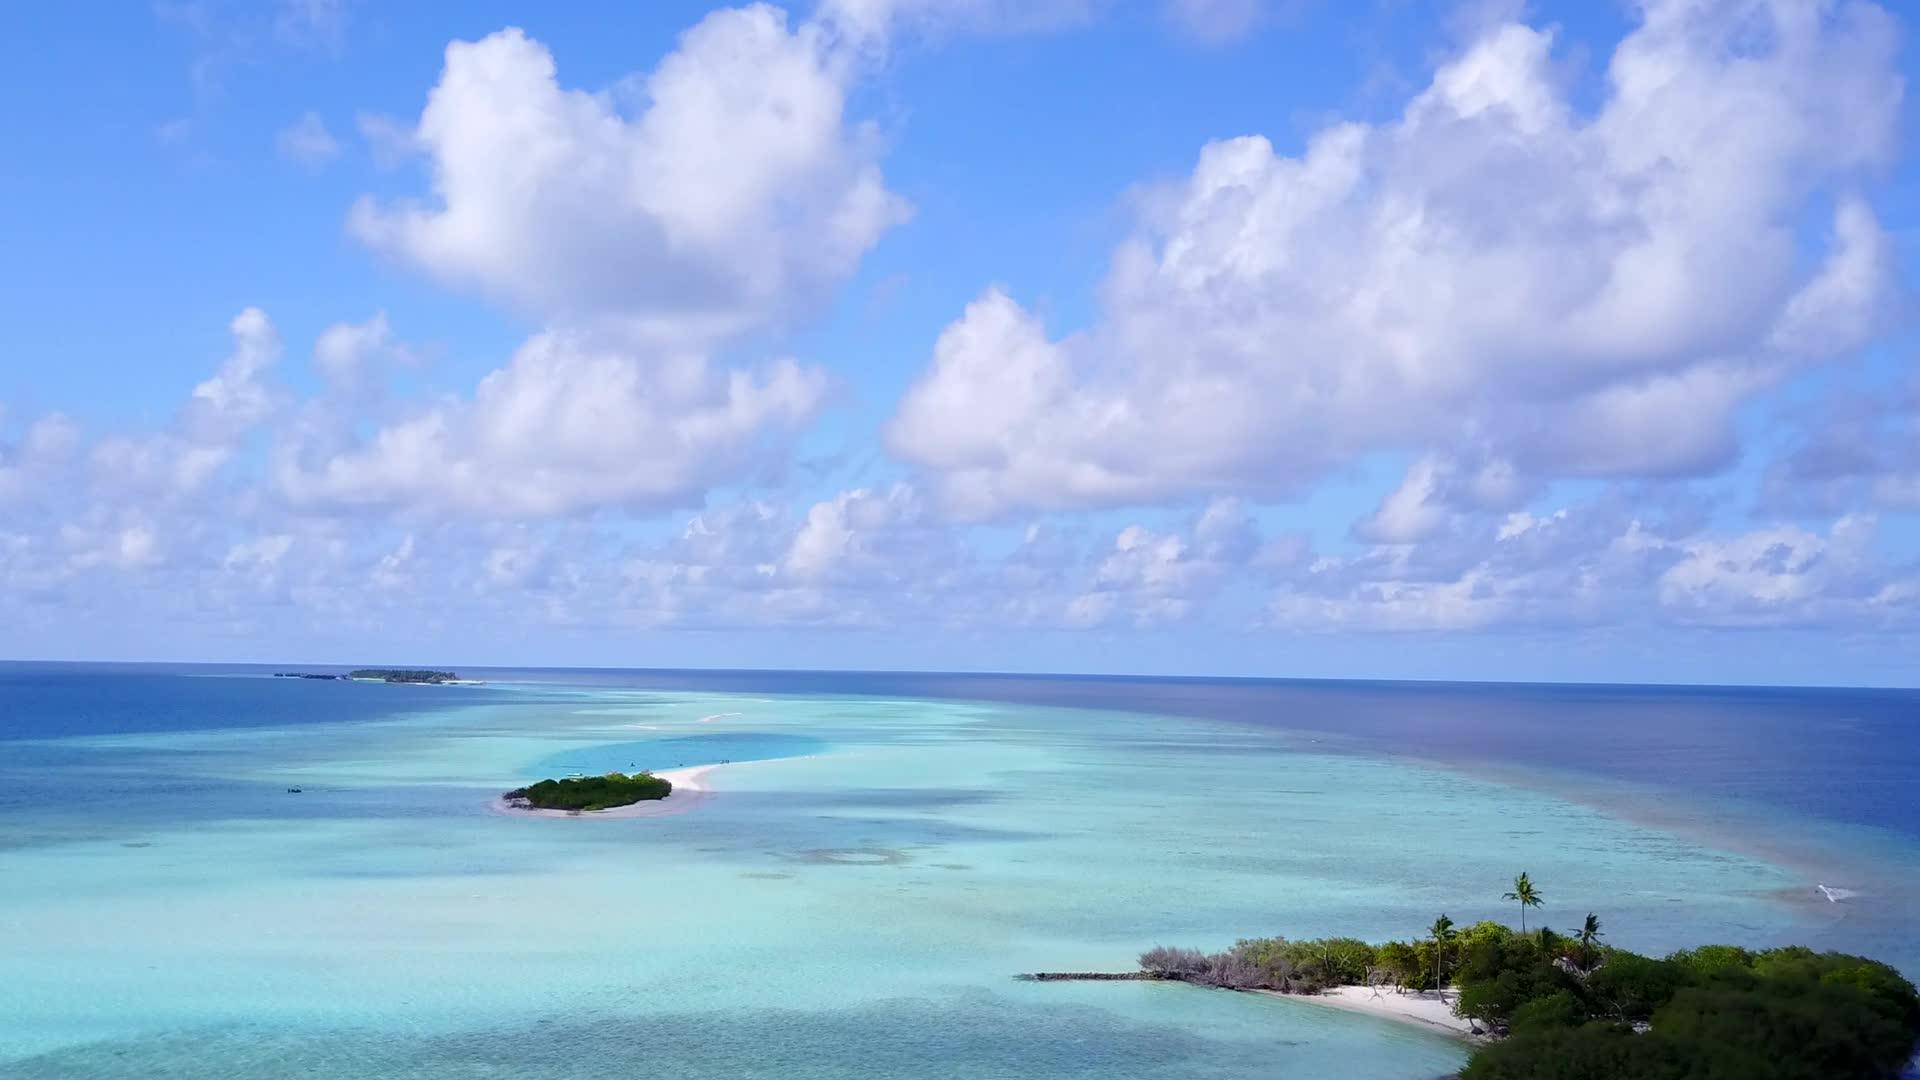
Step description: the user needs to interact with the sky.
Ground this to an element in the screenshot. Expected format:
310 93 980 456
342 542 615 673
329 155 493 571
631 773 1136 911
1 0 1917 686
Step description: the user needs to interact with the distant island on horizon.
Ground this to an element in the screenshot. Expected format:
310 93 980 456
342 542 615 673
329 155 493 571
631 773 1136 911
273 669 460 684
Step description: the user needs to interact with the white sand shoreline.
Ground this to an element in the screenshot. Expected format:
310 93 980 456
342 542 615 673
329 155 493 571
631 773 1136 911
1256 986 1484 1041
489 763 720 820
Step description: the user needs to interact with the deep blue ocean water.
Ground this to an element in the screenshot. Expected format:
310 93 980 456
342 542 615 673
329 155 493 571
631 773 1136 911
446 665 1920 840
0 665 524 739
9 663 1914 841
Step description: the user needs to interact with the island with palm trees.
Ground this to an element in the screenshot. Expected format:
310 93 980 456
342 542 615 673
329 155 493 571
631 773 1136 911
1023 872 1920 1079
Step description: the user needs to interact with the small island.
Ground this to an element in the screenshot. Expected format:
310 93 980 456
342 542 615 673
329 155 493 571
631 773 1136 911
503 771 673 812
349 668 458 684
1024 872 1920 1079
271 668 462 683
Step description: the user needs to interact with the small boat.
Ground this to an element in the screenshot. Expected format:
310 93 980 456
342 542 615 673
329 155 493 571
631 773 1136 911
286 787 303 794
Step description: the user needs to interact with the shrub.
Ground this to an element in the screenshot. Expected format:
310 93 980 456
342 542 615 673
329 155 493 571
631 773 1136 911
1506 989 1585 1033
1461 1023 1712 1080
1456 960 1579 1033
1583 951 1685 1023
1746 948 1920 1031
1139 946 1212 978
1375 941 1422 991
1458 920 1514 952
1462 943 1920 1079
1664 944 1751 979
1228 937 1377 991
1653 981 1914 1079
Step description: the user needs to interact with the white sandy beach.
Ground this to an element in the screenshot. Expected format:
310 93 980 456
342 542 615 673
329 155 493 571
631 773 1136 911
490 763 719 819
1259 987 1484 1040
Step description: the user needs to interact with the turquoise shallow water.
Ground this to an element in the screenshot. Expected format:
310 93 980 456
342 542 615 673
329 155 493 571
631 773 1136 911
2 669 1915 1078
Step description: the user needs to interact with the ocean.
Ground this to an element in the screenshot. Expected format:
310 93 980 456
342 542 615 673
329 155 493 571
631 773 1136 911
1 662 1915 1079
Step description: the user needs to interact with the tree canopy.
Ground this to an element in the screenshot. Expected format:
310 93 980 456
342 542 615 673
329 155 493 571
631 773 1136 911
504 771 672 811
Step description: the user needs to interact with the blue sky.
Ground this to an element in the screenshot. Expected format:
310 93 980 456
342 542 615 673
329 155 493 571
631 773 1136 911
2 0 1917 685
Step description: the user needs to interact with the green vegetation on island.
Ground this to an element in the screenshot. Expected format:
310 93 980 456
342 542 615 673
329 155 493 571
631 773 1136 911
348 669 458 684
503 771 673 812
1123 871 1920 1079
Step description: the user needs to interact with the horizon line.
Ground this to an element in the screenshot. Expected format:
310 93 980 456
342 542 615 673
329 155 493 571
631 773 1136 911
4 657 1915 694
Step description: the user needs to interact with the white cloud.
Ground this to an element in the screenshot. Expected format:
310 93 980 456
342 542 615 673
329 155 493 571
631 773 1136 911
1268 496 1920 635
187 308 281 438
312 312 413 390
1356 457 1451 545
349 13 908 340
1657 515 1881 627
371 534 416 591
222 533 295 590
784 484 931 582
1356 454 1527 544
0 414 81 504
61 515 164 573
314 11 941 518
888 0 1902 518
278 328 827 517
12 1 1919 667
91 308 282 499
1067 498 1260 627
1766 196 1897 358
276 111 340 164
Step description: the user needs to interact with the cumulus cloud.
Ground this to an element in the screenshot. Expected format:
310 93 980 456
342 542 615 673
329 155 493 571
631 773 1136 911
1657 515 1884 627
1066 498 1266 627
313 9 947 517
782 484 948 582
11 1 1917 668
60 515 165 573
0 413 81 505
429 488 1917 638
312 312 415 391
185 308 281 440
349 12 908 339
278 328 827 517
887 0 1903 518
0 310 281 531
1270 496 1920 634
1274 505 1675 631
92 308 283 499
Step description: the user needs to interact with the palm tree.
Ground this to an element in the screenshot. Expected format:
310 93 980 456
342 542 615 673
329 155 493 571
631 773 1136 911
1572 912 1604 970
1428 913 1457 995
1502 872 1543 933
